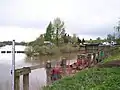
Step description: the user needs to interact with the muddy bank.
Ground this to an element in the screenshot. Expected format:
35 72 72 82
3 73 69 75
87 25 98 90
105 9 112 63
97 60 120 68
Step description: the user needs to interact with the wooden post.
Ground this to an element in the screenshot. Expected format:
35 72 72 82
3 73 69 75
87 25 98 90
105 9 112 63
15 76 20 90
45 61 52 85
93 53 96 65
23 74 29 90
61 58 66 75
23 67 31 90
15 67 31 90
46 68 51 84
87 53 91 68
81 54 86 69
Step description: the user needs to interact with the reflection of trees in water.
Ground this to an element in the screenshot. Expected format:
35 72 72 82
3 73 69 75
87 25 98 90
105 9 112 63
24 52 78 64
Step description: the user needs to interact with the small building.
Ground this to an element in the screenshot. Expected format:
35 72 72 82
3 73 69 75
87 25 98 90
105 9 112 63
85 43 100 53
79 45 86 54
44 41 54 46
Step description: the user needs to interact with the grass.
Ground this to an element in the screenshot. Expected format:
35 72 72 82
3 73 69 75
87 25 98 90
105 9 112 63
104 46 120 62
43 67 120 90
104 53 120 62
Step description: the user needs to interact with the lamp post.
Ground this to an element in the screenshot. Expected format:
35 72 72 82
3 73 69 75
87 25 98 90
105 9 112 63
11 40 15 90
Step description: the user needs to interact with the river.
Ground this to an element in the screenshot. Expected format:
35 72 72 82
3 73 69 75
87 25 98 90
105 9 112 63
0 45 77 90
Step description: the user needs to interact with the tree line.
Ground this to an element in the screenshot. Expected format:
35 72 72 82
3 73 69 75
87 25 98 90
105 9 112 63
0 41 27 47
28 17 85 47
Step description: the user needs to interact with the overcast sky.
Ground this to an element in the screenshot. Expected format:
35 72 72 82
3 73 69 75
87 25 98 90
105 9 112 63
0 0 120 42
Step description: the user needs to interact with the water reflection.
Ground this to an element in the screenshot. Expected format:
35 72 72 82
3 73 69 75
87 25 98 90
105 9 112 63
25 52 78 64
0 45 78 90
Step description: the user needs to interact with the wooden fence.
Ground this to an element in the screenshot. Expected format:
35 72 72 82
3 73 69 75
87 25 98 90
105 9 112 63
14 59 66 90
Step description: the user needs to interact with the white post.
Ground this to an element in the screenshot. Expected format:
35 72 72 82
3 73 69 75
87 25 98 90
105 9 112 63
12 40 15 90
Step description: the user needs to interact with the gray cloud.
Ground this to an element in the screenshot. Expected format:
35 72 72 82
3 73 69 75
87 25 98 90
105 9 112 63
0 19 48 29
0 0 120 41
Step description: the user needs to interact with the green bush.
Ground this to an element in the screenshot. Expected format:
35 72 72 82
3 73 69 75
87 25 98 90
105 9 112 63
46 45 60 55
25 44 79 56
59 44 79 53
25 46 33 56
25 45 61 56
43 67 120 90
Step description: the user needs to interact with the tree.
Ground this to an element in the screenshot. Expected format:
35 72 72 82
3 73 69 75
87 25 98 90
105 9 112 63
114 19 120 39
35 34 44 46
62 33 68 44
67 34 72 43
82 38 85 44
107 34 115 42
44 22 54 41
53 17 65 46
77 37 81 44
89 39 93 43
61 28 66 37
96 37 101 40
71 34 77 44
90 39 92 41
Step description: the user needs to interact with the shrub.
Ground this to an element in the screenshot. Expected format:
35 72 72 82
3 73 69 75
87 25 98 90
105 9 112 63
59 44 79 53
25 44 79 56
25 46 33 57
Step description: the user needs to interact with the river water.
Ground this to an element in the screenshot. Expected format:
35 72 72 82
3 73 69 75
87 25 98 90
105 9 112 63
0 45 77 90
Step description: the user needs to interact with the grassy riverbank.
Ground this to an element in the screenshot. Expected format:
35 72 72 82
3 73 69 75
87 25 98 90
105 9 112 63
43 46 120 90
43 67 120 90
104 46 120 62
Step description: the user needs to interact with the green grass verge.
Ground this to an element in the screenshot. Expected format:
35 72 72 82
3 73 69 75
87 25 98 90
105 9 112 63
43 67 120 90
104 47 120 63
104 53 120 62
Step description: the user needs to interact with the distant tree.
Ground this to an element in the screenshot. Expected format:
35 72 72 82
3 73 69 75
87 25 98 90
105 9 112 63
96 37 101 40
103 38 107 42
77 37 81 44
89 38 92 43
90 39 92 41
19 41 27 45
44 22 54 41
107 34 115 42
62 33 69 44
61 28 66 37
114 19 120 39
34 34 44 46
82 38 85 44
71 34 77 44
53 17 65 46
67 34 72 43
